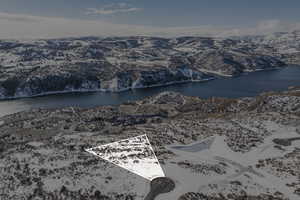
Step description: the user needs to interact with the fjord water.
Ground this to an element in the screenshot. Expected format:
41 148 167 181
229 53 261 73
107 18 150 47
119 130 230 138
1 66 300 117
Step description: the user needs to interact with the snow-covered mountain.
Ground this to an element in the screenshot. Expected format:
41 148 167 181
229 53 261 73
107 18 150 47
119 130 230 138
238 30 300 64
1 31 299 99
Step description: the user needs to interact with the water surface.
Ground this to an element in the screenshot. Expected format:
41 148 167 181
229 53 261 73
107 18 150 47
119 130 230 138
1 66 300 117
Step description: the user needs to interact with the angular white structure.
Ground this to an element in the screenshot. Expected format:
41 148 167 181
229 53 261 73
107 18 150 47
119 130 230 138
85 134 165 180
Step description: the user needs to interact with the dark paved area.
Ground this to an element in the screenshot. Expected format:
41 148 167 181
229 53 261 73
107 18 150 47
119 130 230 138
144 177 175 200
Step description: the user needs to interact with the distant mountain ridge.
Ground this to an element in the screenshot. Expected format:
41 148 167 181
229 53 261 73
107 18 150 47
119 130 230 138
0 31 299 99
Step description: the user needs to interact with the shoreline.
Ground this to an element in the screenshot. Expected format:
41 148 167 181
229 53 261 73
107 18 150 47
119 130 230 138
0 67 286 101
0 78 215 101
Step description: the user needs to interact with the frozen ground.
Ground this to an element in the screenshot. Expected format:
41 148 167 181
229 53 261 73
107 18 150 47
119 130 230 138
86 134 165 181
162 132 300 200
0 88 299 199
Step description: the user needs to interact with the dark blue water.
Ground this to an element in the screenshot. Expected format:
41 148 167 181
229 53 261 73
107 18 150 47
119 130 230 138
1 66 300 117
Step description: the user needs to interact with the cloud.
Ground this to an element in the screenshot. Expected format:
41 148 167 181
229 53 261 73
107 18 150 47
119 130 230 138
215 19 300 37
0 12 225 39
0 12 42 23
85 3 142 15
0 12 150 39
0 12 299 39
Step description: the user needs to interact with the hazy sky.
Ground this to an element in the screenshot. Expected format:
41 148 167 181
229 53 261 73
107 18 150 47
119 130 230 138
0 0 300 38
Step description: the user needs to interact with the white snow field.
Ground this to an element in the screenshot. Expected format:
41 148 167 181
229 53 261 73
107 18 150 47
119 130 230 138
162 132 300 200
85 134 165 181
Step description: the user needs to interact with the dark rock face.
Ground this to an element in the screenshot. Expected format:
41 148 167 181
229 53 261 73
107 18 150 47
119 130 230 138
0 33 292 99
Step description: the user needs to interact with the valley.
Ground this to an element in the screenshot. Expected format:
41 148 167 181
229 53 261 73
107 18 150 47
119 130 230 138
1 30 300 99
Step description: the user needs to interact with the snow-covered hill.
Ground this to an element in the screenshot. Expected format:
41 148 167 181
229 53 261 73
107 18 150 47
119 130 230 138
0 88 299 199
1 31 299 99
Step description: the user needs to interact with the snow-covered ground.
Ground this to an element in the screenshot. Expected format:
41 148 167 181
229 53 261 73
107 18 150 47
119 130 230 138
86 134 165 181
0 89 299 199
161 124 300 200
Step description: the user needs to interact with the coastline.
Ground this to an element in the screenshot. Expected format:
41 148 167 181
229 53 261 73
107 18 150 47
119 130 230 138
0 77 215 101
0 67 285 101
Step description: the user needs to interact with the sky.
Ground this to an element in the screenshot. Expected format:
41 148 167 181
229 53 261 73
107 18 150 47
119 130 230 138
0 0 300 39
